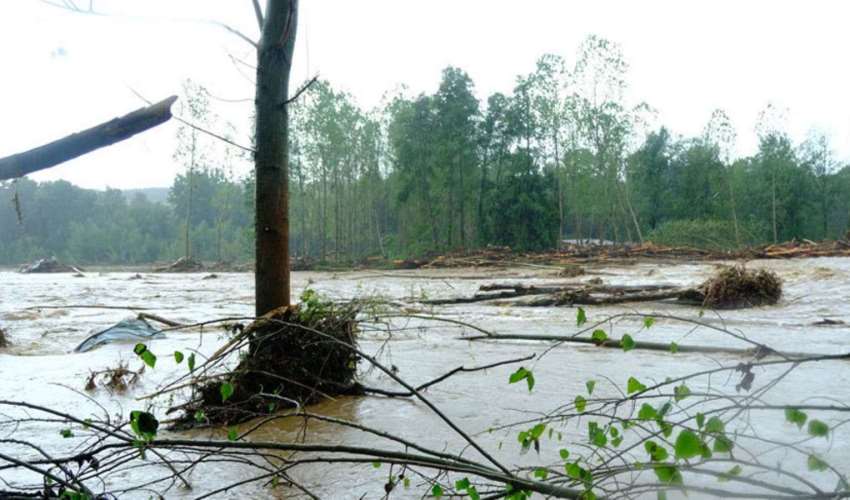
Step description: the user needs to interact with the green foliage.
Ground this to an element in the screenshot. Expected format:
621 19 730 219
784 407 807 429
807 454 829 472
807 419 829 438
627 376 647 394
174 351 184 364
591 329 607 344
621 334 635 351
576 308 587 327
509 367 535 392
129 411 158 442
574 395 587 412
673 430 703 460
133 344 156 369
220 382 235 402
431 484 443 497
585 380 596 395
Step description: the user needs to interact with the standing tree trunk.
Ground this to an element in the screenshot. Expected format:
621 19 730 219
254 0 298 316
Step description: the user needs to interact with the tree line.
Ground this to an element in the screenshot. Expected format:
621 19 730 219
2 35 849 266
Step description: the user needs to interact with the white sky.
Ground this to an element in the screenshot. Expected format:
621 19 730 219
1 0 849 189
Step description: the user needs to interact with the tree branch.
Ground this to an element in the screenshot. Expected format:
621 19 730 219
251 0 264 30
0 96 177 181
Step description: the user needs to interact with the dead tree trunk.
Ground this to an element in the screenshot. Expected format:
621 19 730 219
254 0 298 315
0 96 177 181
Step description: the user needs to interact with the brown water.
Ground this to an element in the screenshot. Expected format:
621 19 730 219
1 259 849 498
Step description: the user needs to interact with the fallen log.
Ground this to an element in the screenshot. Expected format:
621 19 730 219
0 96 177 181
424 283 683 306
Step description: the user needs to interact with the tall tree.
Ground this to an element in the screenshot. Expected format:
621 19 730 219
254 0 298 315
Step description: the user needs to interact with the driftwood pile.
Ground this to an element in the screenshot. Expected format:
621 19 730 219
423 266 782 310
393 239 850 270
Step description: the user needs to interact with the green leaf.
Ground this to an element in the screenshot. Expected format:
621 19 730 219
718 465 742 482
187 352 196 372
808 419 829 438
588 422 607 447
574 395 587 413
508 367 535 392
674 430 703 460
643 316 655 329
227 427 238 441
657 492 667 500
784 407 808 429
705 416 725 434
194 409 206 423
669 342 679 354
638 403 657 420
653 465 683 485
403 477 410 489
174 351 184 364
576 307 587 327
60 428 73 438
713 435 734 453
627 376 647 394
565 462 582 479
621 334 635 352
585 380 596 395
129 410 159 441
432 484 443 498
220 382 235 402
533 468 549 480
674 384 691 402
530 423 546 440
591 329 608 344
695 413 705 429
134 343 156 368
559 448 570 460
644 441 669 462
372 461 382 469
807 454 829 472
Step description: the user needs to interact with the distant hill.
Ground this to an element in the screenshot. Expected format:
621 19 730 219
122 187 170 204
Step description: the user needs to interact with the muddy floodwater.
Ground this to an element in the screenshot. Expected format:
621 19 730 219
1 259 849 498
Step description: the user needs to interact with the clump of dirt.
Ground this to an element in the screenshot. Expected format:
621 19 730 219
178 292 360 427
84 361 143 393
697 265 782 309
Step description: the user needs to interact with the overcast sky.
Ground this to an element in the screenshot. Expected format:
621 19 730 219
2 0 849 189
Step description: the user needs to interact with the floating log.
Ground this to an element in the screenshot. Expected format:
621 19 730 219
0 96 177 181
421 266 781 310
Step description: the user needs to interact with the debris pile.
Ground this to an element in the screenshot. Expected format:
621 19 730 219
692 265 782 309
177 292 360 426
153 256 204 273
84 361 143 393
19 257 84 274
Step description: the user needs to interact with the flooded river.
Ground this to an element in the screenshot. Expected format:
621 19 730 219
1 258 849 498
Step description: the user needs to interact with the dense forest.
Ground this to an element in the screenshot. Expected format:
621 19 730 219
2 35 849 266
